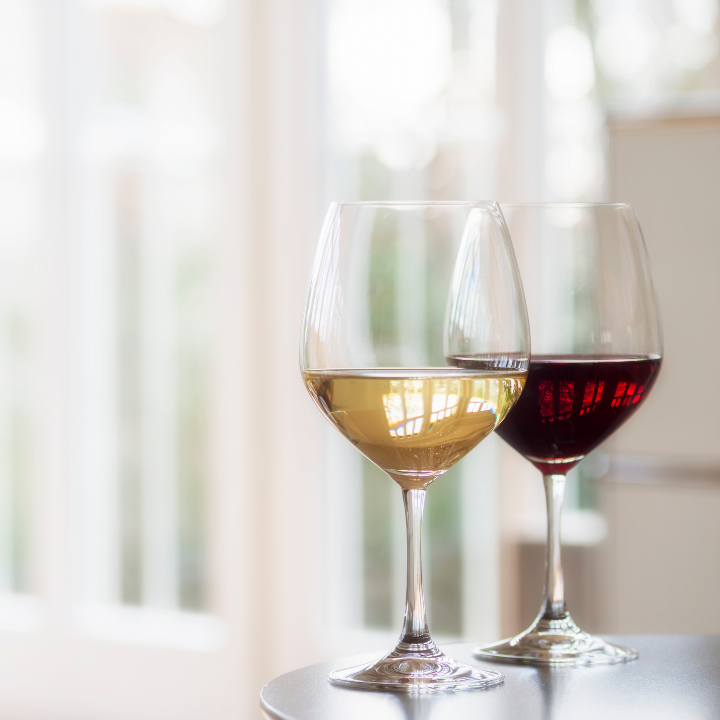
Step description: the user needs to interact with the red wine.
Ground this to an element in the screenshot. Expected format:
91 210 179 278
449 355 661 474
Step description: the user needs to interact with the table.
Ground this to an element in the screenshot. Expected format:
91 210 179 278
260 636 720 719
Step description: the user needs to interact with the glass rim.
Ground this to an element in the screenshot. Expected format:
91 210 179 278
329 200 501 208
500 202 631 209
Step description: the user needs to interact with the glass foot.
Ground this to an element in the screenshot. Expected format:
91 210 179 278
474 614 638 666
329 640 504 693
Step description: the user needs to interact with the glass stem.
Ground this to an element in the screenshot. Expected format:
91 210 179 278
541 473 567 620
399 487 432 647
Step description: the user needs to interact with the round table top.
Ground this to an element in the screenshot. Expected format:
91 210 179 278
260 635 720 720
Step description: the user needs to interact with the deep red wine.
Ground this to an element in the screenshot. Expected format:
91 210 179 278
450 355 661 474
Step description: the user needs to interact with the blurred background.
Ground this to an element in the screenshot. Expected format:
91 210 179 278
0 0 719 717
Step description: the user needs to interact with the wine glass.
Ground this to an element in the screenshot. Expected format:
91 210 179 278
300 202 529 692
473 203 662 666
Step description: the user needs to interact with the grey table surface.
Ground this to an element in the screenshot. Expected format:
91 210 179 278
260 636 720 719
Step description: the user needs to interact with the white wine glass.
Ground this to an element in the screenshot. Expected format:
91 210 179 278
473 203 663 665
300 202 529 692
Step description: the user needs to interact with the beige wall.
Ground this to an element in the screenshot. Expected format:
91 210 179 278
608 113 720 460
597 111 720 633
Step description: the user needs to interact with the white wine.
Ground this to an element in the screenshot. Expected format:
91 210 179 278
304 369 525 483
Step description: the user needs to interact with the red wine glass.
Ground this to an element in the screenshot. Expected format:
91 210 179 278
473 203 662 665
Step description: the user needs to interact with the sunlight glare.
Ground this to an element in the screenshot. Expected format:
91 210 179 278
328 0 452 169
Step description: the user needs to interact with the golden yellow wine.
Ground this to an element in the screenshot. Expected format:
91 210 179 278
304 370 526 483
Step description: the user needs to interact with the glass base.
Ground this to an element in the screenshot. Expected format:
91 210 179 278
329 640 504 693
474 614 639 666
